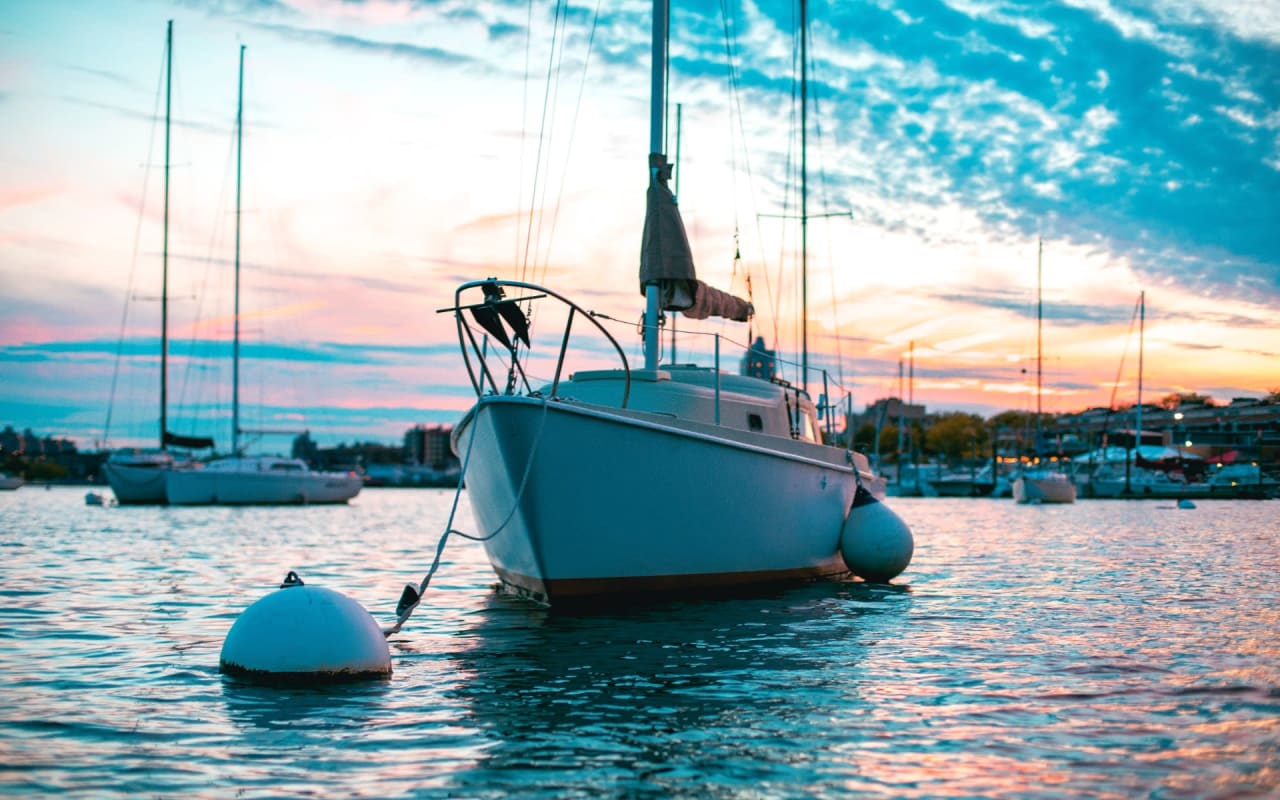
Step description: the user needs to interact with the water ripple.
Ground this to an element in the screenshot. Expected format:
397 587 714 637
1 489 1277 797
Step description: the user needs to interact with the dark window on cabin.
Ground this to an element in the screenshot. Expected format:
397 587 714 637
748 414 764 432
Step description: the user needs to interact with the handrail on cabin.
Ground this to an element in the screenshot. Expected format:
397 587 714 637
439 279 631 409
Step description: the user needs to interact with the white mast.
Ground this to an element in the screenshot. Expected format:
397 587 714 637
232 45 244 454
160 20 172 450
642 0 667 371
1035 237 1043 460
1135 290 1145 453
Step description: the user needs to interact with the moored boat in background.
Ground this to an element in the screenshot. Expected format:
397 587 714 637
102 21 214 505
166 456 361 505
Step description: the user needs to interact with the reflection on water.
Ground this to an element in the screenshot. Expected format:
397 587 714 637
446 583 909 797
0 488 1276 798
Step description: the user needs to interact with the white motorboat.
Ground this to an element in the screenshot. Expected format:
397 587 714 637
444 0 911 606
103 22 214 505
0 472 23 490
166 456 361 505
1012 470 1078 504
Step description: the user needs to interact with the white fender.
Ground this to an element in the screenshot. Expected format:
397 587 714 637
840 486 914 583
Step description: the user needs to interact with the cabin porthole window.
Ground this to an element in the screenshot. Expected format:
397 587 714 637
748 414 763 432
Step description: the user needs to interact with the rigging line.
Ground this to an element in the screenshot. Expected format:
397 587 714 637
776 0 801 387
806 34 846 388
718 0 777 349
530 0 571 286
1105 294 1142 419
519 0 567 286
590 308 862 396
384 397 550 635
534 0 602 289
716 0 748 332
105 38 169 448
515 0 534 279
176 119 238 439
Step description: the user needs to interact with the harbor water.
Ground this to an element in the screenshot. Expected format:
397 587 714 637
1 487 1277 798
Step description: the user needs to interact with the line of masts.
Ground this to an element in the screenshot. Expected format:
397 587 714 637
156 27 245 456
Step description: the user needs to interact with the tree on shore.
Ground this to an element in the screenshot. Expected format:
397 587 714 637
925 412 989 462
1160 392 1215 409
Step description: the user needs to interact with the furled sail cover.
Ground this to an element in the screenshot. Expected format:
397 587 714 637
639 153 753 322
164 431 215 450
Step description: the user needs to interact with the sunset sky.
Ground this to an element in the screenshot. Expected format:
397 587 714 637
2 0 1277 450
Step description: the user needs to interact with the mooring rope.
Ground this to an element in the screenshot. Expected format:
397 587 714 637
382 396 551 636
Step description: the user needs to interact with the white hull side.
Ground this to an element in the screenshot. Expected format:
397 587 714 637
103 461 170 505
458 396 858 603
166 467 361 505
1012 475 1077 504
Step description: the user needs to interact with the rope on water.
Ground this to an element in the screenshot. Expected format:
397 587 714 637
382 397 550 636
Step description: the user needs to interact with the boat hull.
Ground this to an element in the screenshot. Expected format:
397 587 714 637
456 396 858 604
927 477 995 497
166 464 361 505
1012 475 1077 504
103 455 172 505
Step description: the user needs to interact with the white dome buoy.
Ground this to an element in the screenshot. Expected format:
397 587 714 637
220 572 391 684
840 485 914 583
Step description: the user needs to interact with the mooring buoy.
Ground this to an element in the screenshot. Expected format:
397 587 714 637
220 572 391 684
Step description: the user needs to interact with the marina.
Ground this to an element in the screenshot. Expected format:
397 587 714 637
3 1 1279 796
2 487 1277 797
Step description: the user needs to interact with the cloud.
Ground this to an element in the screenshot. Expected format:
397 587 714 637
248 21 486 71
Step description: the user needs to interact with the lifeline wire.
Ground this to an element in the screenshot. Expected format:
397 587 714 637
382 396 550 636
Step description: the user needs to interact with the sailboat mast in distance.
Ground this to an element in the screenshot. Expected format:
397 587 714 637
233 44 244 455
160 19 172 450
1035 237 1043 453
1136 289 1145 451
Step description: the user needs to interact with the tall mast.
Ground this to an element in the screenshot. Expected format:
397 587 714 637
800 0 809 394
1135 289 1144 453
232 45 244 454
1035 237 1043 457
671 102 681 364
896 357 904 480
642 0 667 371
160 19 172 450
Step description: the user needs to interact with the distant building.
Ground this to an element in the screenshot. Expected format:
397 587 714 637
1051 396 1280 461
852 397 926 431
405 425 453 470
740 337 777 381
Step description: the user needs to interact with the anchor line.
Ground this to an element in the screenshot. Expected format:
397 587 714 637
382 396 551 636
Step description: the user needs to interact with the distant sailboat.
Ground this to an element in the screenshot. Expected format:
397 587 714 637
103 21 214 505
439 0 911 605
165 46 361 506
1012 239 1076 504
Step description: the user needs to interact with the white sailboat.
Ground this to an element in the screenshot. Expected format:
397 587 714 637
1012 239 1077 504
443 0 911 605
165 47 361 506
103 21 214 505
